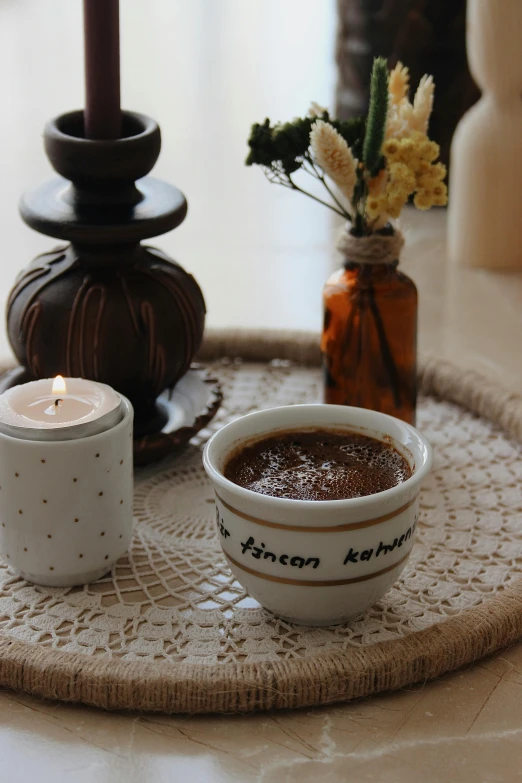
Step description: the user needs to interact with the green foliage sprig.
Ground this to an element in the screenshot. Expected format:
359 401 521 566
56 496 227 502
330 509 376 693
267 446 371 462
363 57 389 176
246 112 365 219
246 112 364 172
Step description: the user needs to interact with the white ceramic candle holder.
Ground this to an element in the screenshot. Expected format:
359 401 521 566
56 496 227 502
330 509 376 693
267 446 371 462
0 396 134 586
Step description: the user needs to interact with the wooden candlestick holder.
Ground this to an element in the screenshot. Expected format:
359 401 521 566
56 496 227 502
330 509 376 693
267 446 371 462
5 110 206 450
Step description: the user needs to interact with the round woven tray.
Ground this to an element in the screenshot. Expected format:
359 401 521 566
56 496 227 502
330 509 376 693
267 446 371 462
1 329 522 715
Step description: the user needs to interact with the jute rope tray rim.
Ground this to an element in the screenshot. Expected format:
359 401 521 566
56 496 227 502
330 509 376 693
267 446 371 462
1 328 522 714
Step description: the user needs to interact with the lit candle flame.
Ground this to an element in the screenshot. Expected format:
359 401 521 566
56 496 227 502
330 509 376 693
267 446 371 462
52 375 67 395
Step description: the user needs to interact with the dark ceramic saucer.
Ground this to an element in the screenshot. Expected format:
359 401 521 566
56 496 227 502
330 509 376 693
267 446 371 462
0 365 222 466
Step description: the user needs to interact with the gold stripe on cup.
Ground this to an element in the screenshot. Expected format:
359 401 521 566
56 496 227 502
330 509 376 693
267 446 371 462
225 549 411 587
215 493 418 532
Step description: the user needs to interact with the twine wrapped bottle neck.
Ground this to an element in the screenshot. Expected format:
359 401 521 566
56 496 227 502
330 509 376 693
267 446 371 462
337 228 405 266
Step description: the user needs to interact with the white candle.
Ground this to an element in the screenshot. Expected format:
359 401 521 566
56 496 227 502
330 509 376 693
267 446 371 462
0 381 133 587
0 376 124 441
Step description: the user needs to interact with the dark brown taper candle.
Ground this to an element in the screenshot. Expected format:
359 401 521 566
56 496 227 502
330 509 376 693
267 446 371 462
83 0 121 140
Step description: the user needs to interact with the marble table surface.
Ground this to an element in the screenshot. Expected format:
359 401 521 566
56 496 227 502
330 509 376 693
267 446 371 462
1 1 522 781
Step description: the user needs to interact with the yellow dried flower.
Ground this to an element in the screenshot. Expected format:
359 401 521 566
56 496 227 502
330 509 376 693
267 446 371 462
416 173 438 189
432 182 448 206
310 120 357 201
430 162 447 181
413 189 435 210
388 62 410 105
386 192 409 218
365 64 445 222
388 162 416 194
368 169 387 197
415 159 432 175
383 139 400 160
417 138 440 163
384 139 420 175
366 196 385 219
396 138 418 165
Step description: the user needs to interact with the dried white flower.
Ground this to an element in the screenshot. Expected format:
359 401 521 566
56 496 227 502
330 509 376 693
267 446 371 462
309 101 328 117
386 71 434 139
388 62 410 105
386 102 414 139
412 74 434 133
310 120 357 201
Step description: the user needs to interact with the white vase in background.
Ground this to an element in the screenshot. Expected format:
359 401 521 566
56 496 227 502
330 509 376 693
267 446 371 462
448 0 522 269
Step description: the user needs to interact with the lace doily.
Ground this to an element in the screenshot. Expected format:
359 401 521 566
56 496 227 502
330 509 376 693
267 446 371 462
1 357 521 667
0 340 522 713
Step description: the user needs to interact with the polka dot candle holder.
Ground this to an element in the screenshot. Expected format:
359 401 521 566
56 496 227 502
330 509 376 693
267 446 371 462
0 397 133 586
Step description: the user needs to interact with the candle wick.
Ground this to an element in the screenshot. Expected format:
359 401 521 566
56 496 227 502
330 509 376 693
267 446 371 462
55 399 63 407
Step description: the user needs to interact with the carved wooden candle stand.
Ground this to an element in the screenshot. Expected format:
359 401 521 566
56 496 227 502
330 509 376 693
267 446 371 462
2 1 212 464
4 109 206 453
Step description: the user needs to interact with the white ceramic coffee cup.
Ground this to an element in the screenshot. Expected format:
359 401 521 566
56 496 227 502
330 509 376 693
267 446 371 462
203 404 432 626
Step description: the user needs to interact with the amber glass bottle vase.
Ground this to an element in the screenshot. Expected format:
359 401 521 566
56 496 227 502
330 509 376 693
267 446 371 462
321 233 417 425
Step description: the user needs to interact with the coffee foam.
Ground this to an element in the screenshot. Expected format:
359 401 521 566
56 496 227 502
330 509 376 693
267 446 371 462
224 429 411 501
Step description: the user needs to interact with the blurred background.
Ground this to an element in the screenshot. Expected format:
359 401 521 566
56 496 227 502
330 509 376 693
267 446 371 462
336 0 479 168
1 0 518 390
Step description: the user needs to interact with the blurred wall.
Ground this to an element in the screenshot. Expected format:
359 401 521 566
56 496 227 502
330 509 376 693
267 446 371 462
335 0 480 167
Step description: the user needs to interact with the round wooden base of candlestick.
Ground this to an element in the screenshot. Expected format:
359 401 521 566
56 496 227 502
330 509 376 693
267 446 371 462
7 110 207 446
0 366 222 466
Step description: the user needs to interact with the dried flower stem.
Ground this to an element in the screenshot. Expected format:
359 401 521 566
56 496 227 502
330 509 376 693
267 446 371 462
286 175 347 217
304 154 351 215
